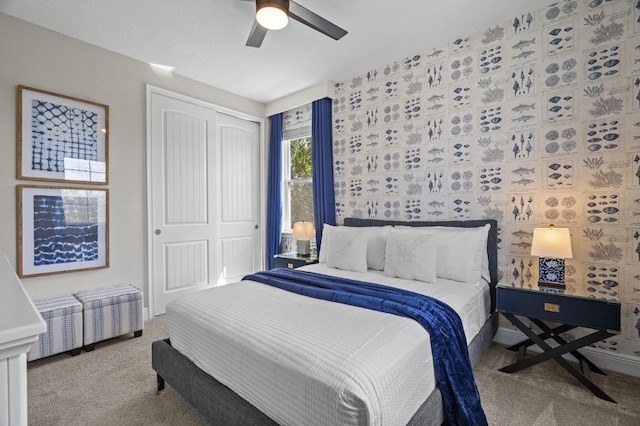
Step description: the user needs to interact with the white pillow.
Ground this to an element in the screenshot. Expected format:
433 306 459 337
325 228 368 273
392 224 490 282
432 226 491 283
318 223 337 263
432 224 490 282
353 226 391 270
384 229 438 283
319 224 391 271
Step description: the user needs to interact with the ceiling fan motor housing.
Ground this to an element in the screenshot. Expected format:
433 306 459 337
256 0 290 15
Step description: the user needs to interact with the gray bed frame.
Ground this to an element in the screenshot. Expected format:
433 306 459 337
152 218 500 425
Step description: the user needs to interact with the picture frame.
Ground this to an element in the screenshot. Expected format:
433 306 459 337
18 185 109 278
17 85 109 184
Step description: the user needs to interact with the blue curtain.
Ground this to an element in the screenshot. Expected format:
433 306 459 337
311 98 336 250
266 113 283 270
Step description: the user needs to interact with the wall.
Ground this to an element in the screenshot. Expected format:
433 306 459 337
0 13 266 307
266 82 334 117
331 1 640 361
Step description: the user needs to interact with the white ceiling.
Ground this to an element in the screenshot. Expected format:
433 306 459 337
0 0 552 104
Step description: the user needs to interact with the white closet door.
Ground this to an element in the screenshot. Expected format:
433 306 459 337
148 87 261 315
215 112 261 285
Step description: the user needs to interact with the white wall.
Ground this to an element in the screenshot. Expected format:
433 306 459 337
0 13 266 307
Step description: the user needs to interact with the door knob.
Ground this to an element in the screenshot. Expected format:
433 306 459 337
154 229 161 235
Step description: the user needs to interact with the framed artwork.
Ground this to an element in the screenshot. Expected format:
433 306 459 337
18 185 109 278
17 85 109 184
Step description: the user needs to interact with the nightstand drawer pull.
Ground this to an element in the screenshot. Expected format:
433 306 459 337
544 303 560 313
287 263 294 269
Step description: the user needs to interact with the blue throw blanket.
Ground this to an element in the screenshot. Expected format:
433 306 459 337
242 269 488 426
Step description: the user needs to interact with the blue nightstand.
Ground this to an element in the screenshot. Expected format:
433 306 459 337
496 283 621 402
273 252 318 269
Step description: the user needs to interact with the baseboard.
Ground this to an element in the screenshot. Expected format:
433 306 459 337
494 327 640 378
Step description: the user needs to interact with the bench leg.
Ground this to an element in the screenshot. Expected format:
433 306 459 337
157 374 165 392
70 348 81 356
134 330 143 337
85 344 96 352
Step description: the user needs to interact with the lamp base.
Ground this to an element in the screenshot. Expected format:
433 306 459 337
538 257 565 289
296 240 311 257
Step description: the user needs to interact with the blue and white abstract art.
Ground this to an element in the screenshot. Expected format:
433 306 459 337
18 185 109 277
18 86 108 184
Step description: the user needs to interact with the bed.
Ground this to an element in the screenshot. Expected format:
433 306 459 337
152 218 499 425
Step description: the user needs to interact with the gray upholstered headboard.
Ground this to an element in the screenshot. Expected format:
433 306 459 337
343 217 499 312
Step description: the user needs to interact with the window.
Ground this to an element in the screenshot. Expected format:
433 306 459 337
283 136 313 231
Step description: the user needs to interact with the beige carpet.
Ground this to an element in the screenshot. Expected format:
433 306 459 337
28 315 640 425
473 343 640 426
28 315 206 426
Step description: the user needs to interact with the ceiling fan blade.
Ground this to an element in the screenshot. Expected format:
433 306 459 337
246 19 268 48
289 1 348 41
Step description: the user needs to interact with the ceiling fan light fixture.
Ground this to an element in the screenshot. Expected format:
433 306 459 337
256 0 289 30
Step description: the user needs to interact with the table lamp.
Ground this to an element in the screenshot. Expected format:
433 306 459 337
293 221 314 256
530 224 573 289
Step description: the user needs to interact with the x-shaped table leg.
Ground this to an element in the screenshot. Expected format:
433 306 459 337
499 312 616 403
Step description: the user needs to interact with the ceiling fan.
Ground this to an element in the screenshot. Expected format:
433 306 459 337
242 0 348 48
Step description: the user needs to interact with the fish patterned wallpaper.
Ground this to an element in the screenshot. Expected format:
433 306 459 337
330 0 640 359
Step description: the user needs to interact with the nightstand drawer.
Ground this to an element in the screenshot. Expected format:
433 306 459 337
274 257 308 269
273 252 319 269
497 287 620 332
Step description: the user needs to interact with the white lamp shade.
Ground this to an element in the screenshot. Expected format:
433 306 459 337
256 3 289 30
530 227 573 259
292 221 314 240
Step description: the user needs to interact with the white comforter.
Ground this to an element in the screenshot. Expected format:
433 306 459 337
167 264 490 426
